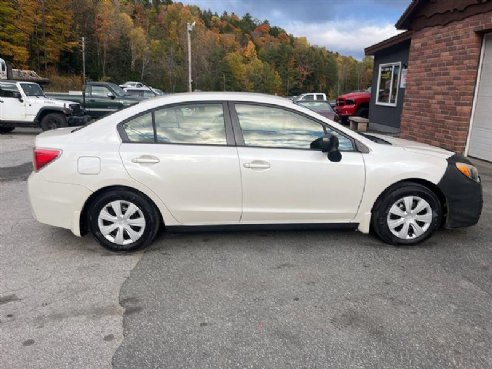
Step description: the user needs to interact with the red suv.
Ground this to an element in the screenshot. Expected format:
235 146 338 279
335 88 371 124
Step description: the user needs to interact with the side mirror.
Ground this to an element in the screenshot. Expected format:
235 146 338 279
13 91 23 102
321 133 342 162
107 92 115 99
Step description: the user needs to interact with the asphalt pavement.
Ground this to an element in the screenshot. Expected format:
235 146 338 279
1 129 491 369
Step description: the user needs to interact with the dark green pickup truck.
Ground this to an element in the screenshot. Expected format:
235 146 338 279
47 82 143 119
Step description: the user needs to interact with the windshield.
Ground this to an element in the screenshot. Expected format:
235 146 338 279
107 83 127 97
20 83 45 97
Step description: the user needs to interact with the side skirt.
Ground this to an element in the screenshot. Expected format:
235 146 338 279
165 223 358 233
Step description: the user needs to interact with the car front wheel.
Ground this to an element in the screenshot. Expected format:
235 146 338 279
40 113 68 131
372 183 442 245
88 189 161 252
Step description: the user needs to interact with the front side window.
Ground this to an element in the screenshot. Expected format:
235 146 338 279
376 62 401 106
154 103 226 145
235 104 354 151
91 86 111 97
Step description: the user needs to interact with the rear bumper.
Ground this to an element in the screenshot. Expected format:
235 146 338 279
438 154 483 228
28 173 93 236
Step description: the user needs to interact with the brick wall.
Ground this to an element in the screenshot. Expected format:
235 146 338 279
400 12 492 152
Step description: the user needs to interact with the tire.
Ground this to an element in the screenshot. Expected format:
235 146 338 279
371 183 442 246
40 113 67 131
0 127 15 134
88 189 161 252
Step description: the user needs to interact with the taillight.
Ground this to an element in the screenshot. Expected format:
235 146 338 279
33 148 62 172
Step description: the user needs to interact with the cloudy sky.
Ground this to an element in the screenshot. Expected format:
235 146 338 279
179 0 411 59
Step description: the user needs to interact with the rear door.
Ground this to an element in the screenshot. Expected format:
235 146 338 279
0 82 27 121
231 103 365 223
118 102 242 224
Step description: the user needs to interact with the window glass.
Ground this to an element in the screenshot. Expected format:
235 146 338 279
376 63 400 106
154 103 226 145
0 82 19 98
235 104 354 151
316 94 324 100
91 86 111 97
122 113 154 143
20 83 44 97
390 65 400 104
298 101 334 113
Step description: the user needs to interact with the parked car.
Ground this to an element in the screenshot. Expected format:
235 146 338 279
294 93 327 101
120 81 146 88
0 80 88 133
295 100 340 122
123 87 159 99
47 82 142 119
336 87 371 124
28 92 482 252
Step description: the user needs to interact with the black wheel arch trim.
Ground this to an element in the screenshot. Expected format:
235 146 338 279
437 154 483 228
35 107 68 123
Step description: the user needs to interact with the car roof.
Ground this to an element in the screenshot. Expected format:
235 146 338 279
134 92 295 110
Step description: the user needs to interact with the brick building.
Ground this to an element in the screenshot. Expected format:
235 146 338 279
365 0 492 161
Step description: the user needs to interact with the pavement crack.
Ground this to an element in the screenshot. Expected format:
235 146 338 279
111 250 145 367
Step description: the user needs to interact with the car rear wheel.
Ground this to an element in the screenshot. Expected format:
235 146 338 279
88 189 161 252
40 113 68 131
372 183 442 245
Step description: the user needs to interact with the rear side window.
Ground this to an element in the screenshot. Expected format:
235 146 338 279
122 113 154 143
121 103 227 146
154 103 226 145
0 82 19 98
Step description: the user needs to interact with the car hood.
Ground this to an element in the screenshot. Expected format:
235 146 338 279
338 91 370 99
35 97 79 106
366 133 454 158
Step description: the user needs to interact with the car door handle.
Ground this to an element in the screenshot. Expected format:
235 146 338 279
131 156 160 164
243 160 271 169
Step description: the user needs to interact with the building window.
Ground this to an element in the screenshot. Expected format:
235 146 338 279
376 62 401 106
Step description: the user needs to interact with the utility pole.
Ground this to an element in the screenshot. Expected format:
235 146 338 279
187 22 195 92
82 37 86 86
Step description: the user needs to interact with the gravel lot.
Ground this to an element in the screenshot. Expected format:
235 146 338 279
1 129 491 369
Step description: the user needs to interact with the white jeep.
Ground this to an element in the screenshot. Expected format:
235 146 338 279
0 80 88 133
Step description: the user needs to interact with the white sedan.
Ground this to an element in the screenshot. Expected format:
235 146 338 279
28 92 483 252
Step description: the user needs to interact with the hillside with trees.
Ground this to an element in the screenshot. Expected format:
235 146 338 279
0 0 373 96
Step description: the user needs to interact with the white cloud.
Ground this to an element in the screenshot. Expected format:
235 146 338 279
284 19 402 59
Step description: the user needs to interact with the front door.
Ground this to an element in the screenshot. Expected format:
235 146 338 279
232 103 366 223
119 102 242 224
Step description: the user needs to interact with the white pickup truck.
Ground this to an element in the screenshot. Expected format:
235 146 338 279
0 80 88 133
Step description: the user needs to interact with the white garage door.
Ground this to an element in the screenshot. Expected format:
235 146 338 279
468 34 492 161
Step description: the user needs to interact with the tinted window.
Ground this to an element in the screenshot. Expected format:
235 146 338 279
154 103 226 145
122 113 154 143
235 104 354 151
